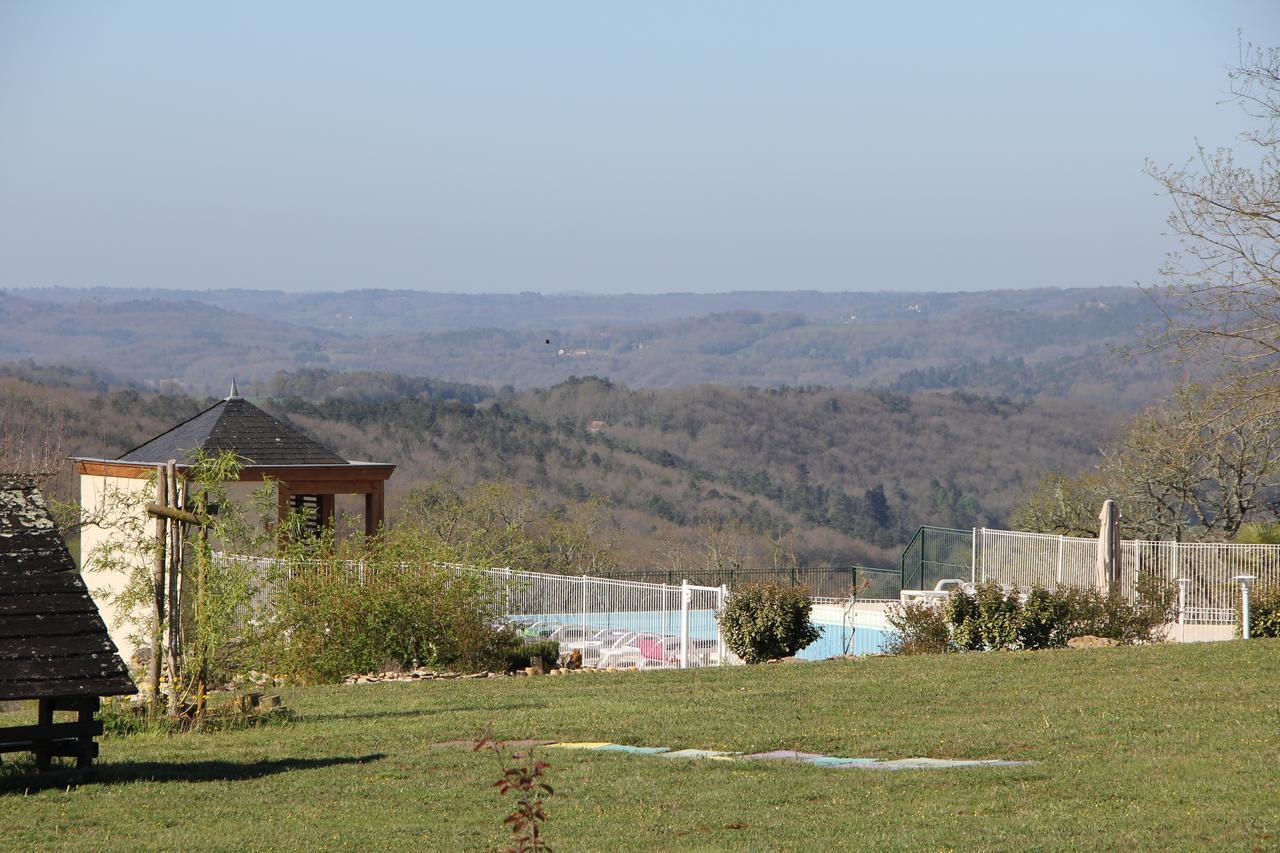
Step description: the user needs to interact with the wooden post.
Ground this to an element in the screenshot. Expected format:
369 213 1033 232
150 465 167 713
165 460 181 715
76 697 99 769
195 489 209 723
277 482 292 526
34 698 53 771
364 481 384 536
318 493 336 529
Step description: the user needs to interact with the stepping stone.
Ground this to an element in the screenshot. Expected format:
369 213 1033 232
806 755 879 768
741 750 825 762
595 744 671 755
830 757 1034 770
661 749 739 760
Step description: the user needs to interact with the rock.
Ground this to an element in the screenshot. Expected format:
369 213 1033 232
1067 635 1119 649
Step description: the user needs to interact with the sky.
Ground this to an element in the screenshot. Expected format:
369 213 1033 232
1 2 1277 295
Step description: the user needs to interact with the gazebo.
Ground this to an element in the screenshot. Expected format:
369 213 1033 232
0 475 136 771
72 384 395 663
74 384 395 535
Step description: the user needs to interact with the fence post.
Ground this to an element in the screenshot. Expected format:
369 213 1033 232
970 528 977 584
504 567 512 617
1235 575 1257 639
979 528 987 583
1176 577 1189 643
581 574 588 633
680 579 690 669
1056 535 1064 585
717 583 728 666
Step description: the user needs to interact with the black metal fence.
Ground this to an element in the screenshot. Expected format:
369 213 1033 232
900 526 973 592
600 565 902 601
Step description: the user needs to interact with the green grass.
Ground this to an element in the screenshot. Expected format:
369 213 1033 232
3 641 1279 851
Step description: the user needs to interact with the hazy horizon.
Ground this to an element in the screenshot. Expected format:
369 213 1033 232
8 282 1150 299
3 2 1278 295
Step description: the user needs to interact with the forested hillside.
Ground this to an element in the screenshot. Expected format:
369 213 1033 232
2 287 1180 402
2 367 1118 569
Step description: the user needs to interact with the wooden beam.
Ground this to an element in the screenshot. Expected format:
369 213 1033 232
277 482 292 526
76 696 96 768
150 466 166 713
145 503 201 525
0 720 104 744
72 460 157 479
318 493 336 528
276 480 377 496
165 460 180 717
364 480 385 537
34 698 52 771
75 459 397 482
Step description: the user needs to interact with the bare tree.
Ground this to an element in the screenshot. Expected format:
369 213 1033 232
0 408 65 481
1013 383 1280 541
1146 42 1280 406
1104 384 1280 540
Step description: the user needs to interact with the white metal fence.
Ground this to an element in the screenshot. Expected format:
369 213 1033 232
469 565 731 669
974 528 1280 624
220 554 732 669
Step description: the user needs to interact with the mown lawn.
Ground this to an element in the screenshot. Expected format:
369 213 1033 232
3 640 1279 851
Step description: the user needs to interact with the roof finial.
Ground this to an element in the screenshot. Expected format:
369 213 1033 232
227 378 241 400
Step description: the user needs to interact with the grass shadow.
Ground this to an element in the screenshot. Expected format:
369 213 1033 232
301 700 550 725
0 753 386 795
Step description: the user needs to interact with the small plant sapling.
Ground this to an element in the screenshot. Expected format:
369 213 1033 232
475 730 554 853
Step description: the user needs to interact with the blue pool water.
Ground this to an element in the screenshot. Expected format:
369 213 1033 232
510 609 893 660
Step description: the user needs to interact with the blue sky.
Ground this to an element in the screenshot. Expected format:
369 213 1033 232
1 2 1276 294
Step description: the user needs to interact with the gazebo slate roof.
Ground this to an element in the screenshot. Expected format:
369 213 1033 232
0 476 136 701
118 396 346 467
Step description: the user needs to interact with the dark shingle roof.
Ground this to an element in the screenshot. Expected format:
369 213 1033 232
0 476 136 700
118 397 346 466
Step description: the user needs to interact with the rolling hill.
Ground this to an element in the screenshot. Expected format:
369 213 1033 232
3 286 1179 404
2 368 1118 570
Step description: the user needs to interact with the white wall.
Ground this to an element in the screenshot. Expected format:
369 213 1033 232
78 474 282 667
78 472 152 666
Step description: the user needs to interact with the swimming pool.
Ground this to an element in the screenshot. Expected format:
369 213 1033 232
508 606 894 662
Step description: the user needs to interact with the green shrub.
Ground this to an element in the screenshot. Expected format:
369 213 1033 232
719 582 821 664
1056 573 1176 645
1018 585 1073 649
265 562 507 682
1247 584 1280 638
885 601 952 654
934 576 1176 654
948 581 1022 651
486 632 562 673
520 639 563 668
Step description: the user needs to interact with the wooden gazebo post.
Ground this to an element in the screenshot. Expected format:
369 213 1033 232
364 480 385 536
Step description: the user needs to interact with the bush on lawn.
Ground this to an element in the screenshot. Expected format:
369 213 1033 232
891 576 1178 655
258 523 521 682
884 601 952 654
1246 584 1280 638
267 562 509 681
719 582 821 663
949 580 1022 651
488 634 562 673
